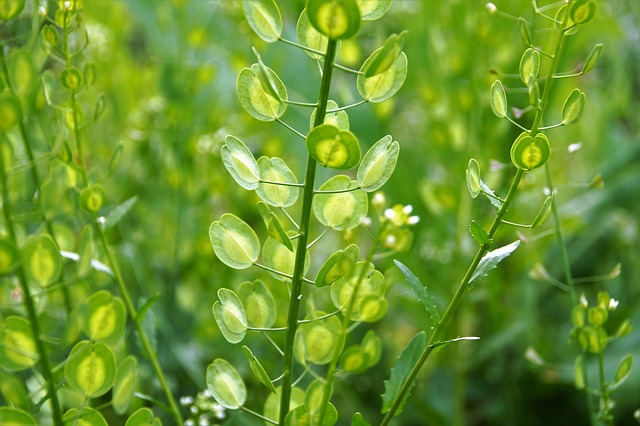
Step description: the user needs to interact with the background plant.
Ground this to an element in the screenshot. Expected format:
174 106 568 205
1 0 638 425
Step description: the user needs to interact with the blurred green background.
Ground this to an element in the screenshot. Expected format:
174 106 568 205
18 0 638 424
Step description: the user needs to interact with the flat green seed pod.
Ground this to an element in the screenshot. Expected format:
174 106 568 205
206 358 247 409
0 0 26 21
294 314 343 365
313 175 368 230
0 238 19 276
64 341 116 398
0 407 36 426
310 100 349 130
582 43 603 74
363 31 408 78
0 316 39 371
262 237 308 281
112 356 138 416
331 263 385 321
209 213 260 269
518 17 532 46
222 136 260 190
242 345 277 393
519 48 539 86
306 124 361 170
60 67 82 90
8 50 33 96
80 184 106 213
242 0 283 43
361 330 382 368
340 345 368 374
238 280 276 328
22 234 61 288
357 135 399 192
256 202 293 251
256 156 299 207
264 386 305 425
81 290 127 342
561 89 586 125
357 51 407 103
237 64 287 122
510 132 551 172
570 0 598 25
0 92 22 131
466 159 481 198
490 80 507 118
357 0 392 21
307 0 361 40
125 407 160 426
315 244 360 287
296 8 328 60
213 288 247 344
62 408 108 426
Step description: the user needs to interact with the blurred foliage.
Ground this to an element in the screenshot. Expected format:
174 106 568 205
1 0 638 425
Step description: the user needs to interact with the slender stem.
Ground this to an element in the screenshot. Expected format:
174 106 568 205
276 119 307 140
283 99 319 107
0 152 65 426
597 352 611 425
278 38 338 426
326 99 368 112
259 179 305 188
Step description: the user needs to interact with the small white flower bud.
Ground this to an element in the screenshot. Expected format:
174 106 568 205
372 192 385 207
384 208 396 220
608 298 619 310
486 2 498 14
403 204 413 214
408 216 420 225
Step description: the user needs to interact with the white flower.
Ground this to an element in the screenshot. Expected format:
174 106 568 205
486 2 498 14
372 192 386 207
408 216 420 225
385 234 397 246
403 204 413 214
608 298 619 310
579 293 588 308
568 142 583 153
360 216 372 226
384 208 396 220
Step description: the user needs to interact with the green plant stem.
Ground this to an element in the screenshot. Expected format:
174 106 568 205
278 38 338 426
597 351 611 424
380 7 573 423
0 151 64 426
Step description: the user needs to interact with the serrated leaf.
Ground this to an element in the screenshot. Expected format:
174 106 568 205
307 0 361 40
242 346 277 394
582 43 603 74
222 135 260 190
206 359 246 409
313 175 368 230
357 51 407 103
394 260 440 324
242 0 283 43
363 31 408 78
357 135 399 192
113 356 138 416
470 240 521 284
256 156 299 207
306 124 361 170
213 288 247 344
357 0 391 21
64 341 116 398
469 221 492 246
209 213 260 269
510 132 551 172
490 80 507 118
238 280 276 328
519 48 540 86
381 331 427 415
561 89 586 126
237 64 287 121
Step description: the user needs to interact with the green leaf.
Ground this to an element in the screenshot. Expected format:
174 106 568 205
469 221 492 246
0 0 25 21
257 202 293 251
530 194 553 228
242 0 283 42
213 288 248 344
519 48 540 86
0 238 19 276
351 412 372 426
315 244 360 287
206 358 247 409
295 314 343 365
306 124 361 170
238 280 276 328
209 213 260 269
313 175 368 230
112 356 138 416
582 43 603 74
125 407 159 426
518 17 531 46
103 196 138 230
611 354 633 389
243 345 277 393
357 135 399 192
357 0 392 21
394 260 441 324
510 132 551 172
310 100 349 130
570 0 598 25
256 156 299 207
62 408 108 426
470 240 521 284
80 184 106 213
357 51 407 103
222 135 260 190
0 316 39 372
363 31 408 78
22 234 61 288
82 290 127 343
297 8 329 60
64 341 116 398
237 64 288 121
307 0 361 40
0 92 22 131
0 407 36 426
381 331 427 415
490 80 507 118
561 89 586 126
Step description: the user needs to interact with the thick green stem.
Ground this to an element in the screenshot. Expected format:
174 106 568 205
278 38 338 426
0 152 65 426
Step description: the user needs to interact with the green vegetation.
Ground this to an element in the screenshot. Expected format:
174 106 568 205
1 1 638 425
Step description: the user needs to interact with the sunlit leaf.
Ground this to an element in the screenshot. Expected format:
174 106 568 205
470 240 521 284
561 89 586 126
80 184 106 215
81 290 127 343
206 358 246 409
295 314 343 365
510 132 550 172
357 135 399 192
262 236 301 281
112 356 138 416
238 280 276 328
64 341 116 398
213 288 247 344
313 175 368 230
257 156 299 207
394 260 440 324
306 124 361 170
210 213 260 269
22 234 61 288
237 64 287 121
0 316 39 372
307 0 361 40
582 43 603 74
357 0 391 21
315 244 360 287
243 0 283 42
297 8 328 60
242 345 277 393
357 51 407 103
363 31 408 78
381 331 426 414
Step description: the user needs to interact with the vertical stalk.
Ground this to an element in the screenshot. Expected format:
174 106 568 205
278 38 338 426
0 151 64 426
